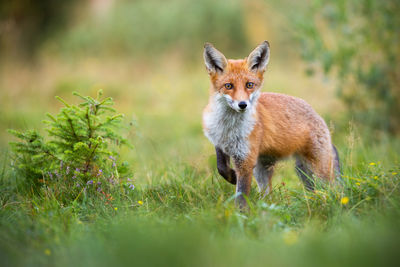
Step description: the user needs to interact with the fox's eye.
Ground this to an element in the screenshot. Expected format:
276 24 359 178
246 82 255 89
224 83 234 90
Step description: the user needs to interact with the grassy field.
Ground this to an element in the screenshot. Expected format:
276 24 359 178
1 56 399 266
1 1 400 266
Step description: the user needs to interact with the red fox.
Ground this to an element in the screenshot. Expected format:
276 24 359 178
202 41 340 209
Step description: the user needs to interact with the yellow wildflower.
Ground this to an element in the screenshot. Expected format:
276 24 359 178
283 230 298 246
355 182 360 186
44 249 51 256
341 197 349 205
369 162 376 166
392 172 398 175
114 207 118 211
350 177 362 182
224 209 231 218
138 200 143 205
373 176 378 180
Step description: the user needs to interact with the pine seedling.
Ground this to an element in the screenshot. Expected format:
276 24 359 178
8 90 133 201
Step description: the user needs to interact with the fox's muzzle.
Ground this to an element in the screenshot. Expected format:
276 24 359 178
238 101 247 110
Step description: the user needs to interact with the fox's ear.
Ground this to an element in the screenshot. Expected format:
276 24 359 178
247 41 270 72
203 43 228 74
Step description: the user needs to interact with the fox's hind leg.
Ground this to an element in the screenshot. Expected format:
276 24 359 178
253 156 276 197
295 156 315 190
296 144 341 190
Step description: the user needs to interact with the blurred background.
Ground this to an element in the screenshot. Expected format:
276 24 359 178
0 0 399 179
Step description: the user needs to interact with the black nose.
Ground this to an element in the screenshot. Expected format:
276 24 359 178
238 101 247 110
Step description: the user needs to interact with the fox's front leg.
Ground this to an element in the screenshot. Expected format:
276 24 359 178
233 157 257 210
215 147 237 185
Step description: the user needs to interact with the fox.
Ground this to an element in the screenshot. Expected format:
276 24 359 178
202 41 340 209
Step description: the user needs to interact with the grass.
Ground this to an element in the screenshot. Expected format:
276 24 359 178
1 131 400 266
1 57 399 266
1 58 399 266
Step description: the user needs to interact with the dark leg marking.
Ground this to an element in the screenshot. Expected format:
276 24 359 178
295 157 315 191
215 147 237 185
254 155 276 196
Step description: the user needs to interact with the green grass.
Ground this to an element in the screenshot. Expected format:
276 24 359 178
1 61 399 266
1 135 400 266
1 59 399 266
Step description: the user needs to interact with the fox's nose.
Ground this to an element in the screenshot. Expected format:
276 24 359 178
238 101 247 110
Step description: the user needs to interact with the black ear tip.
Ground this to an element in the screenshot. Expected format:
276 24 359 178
204 42 213 49
262 40 270 47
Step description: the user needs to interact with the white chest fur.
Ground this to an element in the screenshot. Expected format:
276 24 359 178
203 93 258 160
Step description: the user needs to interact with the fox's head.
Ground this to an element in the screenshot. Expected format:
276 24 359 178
203 41 270 112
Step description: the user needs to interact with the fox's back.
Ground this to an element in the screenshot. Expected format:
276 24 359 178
256 92 331 157
258 92 325 127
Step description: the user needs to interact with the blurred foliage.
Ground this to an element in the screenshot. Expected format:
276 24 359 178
8 91 133 202
1 0 250 59
51 0 249 59
288 0 400 135
0 0 76 56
